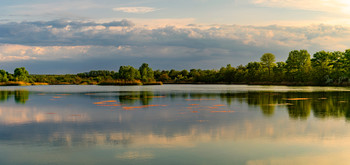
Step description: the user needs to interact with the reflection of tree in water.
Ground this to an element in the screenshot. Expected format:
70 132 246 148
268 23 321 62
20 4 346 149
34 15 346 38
287 100 311 120
221 91 350 120
118 91 154 105
0 90 10 102
15 90 29 104
311 92 350 119
261 106 275 116
260 94 277 117
0 90 30 104
140 91 153 105
225 92 280 117
93 90 350 120
3 89 350 120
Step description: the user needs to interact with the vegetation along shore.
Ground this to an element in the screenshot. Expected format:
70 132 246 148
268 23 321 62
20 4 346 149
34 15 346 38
1 49 350 86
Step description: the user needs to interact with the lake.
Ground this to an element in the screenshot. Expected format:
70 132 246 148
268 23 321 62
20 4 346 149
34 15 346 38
1 85 350 165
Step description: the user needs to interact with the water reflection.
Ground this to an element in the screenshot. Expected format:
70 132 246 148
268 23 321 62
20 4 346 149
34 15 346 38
0 90 29 104
218 92 350 120
2 89 350 120
118 91 155 105
2 87 350 164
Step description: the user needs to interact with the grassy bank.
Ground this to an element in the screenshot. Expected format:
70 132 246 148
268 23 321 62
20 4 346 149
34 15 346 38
143 81 163 85
98 80 143 86
0 81 49 86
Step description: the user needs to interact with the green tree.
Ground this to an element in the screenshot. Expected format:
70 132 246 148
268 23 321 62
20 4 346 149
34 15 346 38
219 64 236 83
159 73 170 81
153 70 162 80
342 49 350 80
14 67 29 82
330 51 346 84
260 53 276 79
169 69 180 80
311 51 333 84
118 66 140 81
0 70 8 82
246 62 263 82
273 62 286 82
139 63 154 82
180 69 189 79
285 50 311 82
234 65 247 82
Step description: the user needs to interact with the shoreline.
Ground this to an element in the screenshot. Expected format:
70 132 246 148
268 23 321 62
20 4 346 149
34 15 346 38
2 81 350 87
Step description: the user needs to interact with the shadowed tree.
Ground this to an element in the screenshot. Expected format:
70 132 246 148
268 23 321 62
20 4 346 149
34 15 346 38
246 62 263 82
342 49 350 80
273 62 286 82
311 51 333 84
329 51 345 84
219 64 236 83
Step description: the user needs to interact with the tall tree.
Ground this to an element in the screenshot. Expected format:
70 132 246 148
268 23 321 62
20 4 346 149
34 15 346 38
260 53 276 79
139 63 154 82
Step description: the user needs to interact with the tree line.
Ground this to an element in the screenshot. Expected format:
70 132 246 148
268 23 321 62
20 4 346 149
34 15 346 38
0 67 30 83
2 49 350 85
153 49 350 85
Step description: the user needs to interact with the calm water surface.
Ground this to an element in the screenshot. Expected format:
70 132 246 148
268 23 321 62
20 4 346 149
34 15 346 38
1 85 350 165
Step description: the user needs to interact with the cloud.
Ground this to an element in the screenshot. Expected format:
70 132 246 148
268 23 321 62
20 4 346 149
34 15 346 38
1 20 348 49
246 151 350 165
0 20 350 73
113 7 157 14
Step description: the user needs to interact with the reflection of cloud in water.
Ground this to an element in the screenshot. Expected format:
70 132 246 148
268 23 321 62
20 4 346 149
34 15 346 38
0 106 91 125
116 151 154 160
246 151 350 165
45 129 214 148
6 118 349 149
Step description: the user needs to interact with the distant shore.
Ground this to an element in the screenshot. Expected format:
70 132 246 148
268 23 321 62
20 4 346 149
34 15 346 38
0 81 163 86
0 81 48 86
2 80 350 87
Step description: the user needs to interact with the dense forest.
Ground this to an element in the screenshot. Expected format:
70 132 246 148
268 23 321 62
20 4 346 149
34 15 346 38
1 49 350 86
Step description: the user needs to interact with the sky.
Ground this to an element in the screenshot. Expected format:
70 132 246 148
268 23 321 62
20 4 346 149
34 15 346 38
1 0 350 73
